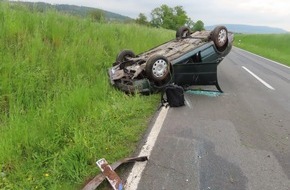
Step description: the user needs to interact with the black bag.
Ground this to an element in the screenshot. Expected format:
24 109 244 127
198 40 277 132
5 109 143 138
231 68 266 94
161 84 185 107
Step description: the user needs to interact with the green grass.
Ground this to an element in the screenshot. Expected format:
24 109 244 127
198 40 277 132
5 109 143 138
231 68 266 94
234 34 290 66
0 2 174 189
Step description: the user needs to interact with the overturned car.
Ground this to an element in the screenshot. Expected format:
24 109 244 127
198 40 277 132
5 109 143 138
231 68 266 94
108 26 234 94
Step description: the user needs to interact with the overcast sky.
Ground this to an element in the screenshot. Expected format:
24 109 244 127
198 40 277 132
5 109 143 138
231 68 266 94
16 0 290 31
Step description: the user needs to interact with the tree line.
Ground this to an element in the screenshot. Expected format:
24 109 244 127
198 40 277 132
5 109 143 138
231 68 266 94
135 4 205 31
90 4 205 32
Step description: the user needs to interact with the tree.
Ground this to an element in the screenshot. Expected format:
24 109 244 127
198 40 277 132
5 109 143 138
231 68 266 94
150 5 171 28
193 20 205 31
173 6 189 28
186 19 195 30
150 5 189 30
136 13 149 26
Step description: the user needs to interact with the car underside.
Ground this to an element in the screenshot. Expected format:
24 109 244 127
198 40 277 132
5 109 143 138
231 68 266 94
108 26 234 94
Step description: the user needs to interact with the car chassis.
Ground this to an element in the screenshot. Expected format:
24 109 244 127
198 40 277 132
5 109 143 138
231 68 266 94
108 26 234 94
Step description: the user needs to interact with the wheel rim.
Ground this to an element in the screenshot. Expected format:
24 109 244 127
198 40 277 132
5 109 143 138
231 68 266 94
218 29 227 46
152 59 168 78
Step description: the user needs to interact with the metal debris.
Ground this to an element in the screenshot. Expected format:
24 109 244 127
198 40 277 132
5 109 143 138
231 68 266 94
82 156 148 190
96 158 123 190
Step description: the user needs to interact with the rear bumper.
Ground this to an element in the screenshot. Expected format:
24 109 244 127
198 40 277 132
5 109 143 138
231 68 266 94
108 68 153 95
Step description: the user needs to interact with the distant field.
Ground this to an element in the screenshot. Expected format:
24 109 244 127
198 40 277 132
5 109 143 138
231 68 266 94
0 2 174 189
234 34 290 66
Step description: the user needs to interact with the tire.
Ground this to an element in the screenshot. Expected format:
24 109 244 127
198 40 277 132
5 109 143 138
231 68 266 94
176 26 191 39
114 49 135 66
211 26 228 51
145 54 171 82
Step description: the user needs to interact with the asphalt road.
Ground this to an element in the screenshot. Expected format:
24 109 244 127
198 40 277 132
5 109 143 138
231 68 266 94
127 47 290 190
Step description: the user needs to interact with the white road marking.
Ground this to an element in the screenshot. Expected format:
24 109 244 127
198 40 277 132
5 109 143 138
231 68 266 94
235 47 290 69
242 66 275 90
125 107 169 190
185 97 192 109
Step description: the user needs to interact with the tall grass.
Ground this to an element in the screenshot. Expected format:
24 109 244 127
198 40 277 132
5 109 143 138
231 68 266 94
235 34 290 66
0 2 174 189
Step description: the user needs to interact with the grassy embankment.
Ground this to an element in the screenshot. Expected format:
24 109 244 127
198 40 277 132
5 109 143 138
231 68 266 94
235 34 290 66
0 3 174 189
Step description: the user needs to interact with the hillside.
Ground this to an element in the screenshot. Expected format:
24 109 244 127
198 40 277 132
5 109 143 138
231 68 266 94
9 1 133 21
206 24 289 34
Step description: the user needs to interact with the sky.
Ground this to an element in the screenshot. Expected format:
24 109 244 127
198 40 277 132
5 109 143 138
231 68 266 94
15 0 290 31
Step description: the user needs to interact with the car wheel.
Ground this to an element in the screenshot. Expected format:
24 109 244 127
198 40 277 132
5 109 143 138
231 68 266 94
176 26 191 39
114 49 135 66
211 26 228 51
146 55 171 82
